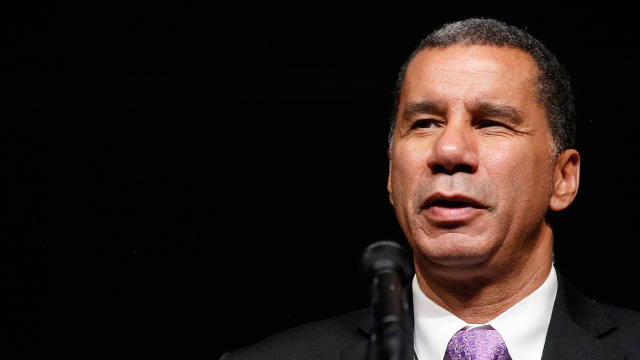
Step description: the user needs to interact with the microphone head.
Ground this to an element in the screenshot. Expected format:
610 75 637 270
361 240 413 286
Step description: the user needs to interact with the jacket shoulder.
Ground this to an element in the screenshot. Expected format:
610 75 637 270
221 308 371 360
598 303 640 355
543 274 640 359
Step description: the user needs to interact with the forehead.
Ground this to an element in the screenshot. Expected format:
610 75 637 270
401 45 540 110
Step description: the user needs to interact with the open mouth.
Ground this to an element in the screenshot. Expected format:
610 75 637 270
423 194 486 210
431 199 477 208
421 195 486 223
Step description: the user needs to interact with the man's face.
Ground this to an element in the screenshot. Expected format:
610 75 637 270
388 45 561 272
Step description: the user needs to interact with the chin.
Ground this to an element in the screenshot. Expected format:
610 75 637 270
411 231 501 271
428 254 492 268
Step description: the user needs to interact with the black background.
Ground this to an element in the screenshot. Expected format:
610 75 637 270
7 3 640 357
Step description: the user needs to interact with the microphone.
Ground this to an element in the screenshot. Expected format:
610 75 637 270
361 240 414 360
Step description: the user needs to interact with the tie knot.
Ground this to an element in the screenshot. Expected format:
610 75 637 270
444 325 511 360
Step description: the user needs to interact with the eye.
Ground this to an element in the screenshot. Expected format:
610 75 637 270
411 119 440 129
475 119 508 129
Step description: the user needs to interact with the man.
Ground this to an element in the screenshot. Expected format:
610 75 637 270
221 18 640 359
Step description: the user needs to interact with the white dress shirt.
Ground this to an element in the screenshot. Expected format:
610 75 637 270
413 266 558 360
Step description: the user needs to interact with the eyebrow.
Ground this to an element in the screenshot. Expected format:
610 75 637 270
473 102 523 125
402 100 447 120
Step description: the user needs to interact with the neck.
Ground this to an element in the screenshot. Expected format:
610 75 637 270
414 224 554 324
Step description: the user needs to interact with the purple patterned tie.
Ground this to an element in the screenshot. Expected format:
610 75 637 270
443 325 511 360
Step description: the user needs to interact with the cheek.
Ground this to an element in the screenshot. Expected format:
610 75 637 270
392 144 428 189
483 142 553 214
484 145 528 181
390 144 430 219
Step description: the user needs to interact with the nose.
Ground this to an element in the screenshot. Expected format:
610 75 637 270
426 123 479 174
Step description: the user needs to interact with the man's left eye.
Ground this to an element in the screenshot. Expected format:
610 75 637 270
476 119 506 128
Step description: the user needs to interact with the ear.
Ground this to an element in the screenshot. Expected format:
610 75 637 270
549 149 580 211
387 150 395 207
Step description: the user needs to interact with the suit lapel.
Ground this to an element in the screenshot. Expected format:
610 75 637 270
542 275 625 360
340 311 372 360
340 320 416 360
341 340 369 360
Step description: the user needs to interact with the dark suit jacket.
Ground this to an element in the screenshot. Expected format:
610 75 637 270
221 276 640 359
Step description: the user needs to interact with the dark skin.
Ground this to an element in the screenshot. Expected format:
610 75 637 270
387 45 580 323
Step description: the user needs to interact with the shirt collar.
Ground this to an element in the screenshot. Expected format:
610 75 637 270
413 266 558 360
